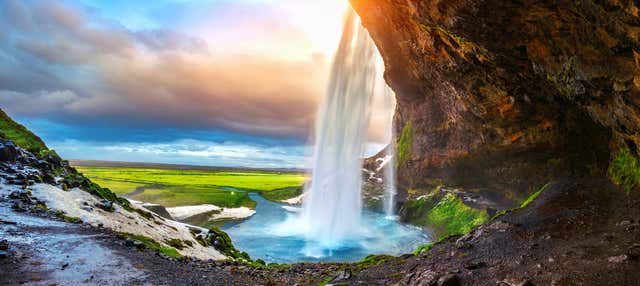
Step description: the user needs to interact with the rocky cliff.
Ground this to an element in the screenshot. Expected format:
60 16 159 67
352 0 640 206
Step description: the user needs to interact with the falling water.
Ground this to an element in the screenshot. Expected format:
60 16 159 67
236 6 428 261
301 7 379 247
382 86 398 217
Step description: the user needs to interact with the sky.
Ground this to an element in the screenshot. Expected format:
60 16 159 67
0 0 394 168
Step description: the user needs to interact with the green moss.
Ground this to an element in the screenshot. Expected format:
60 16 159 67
492 182 550 220
357 254 394 270
318 276 333 286
166 238 185 250
396 122 413 167
206 227 252 261
608 148 640 192
54 211 82 224
425 194 489 238
413 243 434 255
0 109 49 154
520 183 550 208
403 193 489 239
125 234 181 258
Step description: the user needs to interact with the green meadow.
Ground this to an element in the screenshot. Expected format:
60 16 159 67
75 167 306 208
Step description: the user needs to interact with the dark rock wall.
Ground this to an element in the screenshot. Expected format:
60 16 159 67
351 0 640 205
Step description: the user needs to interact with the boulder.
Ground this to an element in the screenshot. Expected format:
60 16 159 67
0 141 19 162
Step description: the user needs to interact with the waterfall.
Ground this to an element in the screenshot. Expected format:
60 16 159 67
382 86 398 217
301 7 379 247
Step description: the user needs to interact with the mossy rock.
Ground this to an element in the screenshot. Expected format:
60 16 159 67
400 192 489 239
124 234 181 258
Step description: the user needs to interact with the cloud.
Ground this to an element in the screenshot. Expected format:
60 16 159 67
0 0 394 146
0 0 326 138
52 138 310 168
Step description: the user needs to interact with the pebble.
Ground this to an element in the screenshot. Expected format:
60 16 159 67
607 254 630 263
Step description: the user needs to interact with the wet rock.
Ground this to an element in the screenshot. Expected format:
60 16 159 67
96 200 114 212
11 202 26 212
329 269 352 283
437 274 460 286
0 219 17 225
499 278 533 286
125 239 136 248
406 269 438 286
8 191 29 201
0 141 19 162
44 153 62 165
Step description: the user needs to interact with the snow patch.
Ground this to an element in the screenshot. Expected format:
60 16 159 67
209 207 255 221
166 204 221 220
280 193 305 205
29 184 226 260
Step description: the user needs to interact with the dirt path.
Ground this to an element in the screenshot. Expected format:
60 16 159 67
0 187 325 286
0 197 148 285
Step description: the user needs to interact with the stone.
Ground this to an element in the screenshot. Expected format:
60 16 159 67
608 254 630 263
11 202 26 212
96 200 114 212
500 279 533 286
437 274 460 286
463 261 486 270
125 239 136 248
329 269 352 283
406 269 438 286
0 250 8 259
0 240 8 251
0 141 19 162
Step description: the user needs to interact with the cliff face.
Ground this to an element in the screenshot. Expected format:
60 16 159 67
351 0 640 205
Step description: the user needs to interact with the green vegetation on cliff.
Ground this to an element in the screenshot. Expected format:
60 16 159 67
396 122 413 167
402 192 489 239
124 234 181 258
0 109 49 155
520 182 550 208
608 148 640 192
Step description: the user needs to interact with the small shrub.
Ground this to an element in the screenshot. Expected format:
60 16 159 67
608 148 640 192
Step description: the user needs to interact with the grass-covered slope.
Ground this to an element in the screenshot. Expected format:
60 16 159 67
0 109 49 155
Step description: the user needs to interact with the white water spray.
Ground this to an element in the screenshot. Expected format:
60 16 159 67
382 86 398 217
301 7 379 246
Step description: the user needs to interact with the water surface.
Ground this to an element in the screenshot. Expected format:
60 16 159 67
223 192 430 263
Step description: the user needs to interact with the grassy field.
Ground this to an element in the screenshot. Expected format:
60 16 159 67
75 166 305 208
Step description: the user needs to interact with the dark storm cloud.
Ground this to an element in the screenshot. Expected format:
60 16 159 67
0 0 326 138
